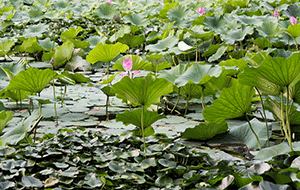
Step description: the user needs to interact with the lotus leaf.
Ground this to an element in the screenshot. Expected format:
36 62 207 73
182 120 228 141
53 41 75 69
203 80 254 122
7 68 58 94
86 42 129 64
113 55 148 71
112 73 173 108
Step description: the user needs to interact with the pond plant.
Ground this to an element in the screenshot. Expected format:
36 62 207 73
1 0 300 189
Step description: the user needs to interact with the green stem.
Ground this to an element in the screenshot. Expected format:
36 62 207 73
195 40 198 63
106 95 109 121
255 87 270 147
171 88 180 114
286 86 294 151
52 67 58 125
294 37 298 50
246 114 261 149
184 97 190 116
141 105 146 153
201 85 206 110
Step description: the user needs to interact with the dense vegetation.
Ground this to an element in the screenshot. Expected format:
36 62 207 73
1 0 300 189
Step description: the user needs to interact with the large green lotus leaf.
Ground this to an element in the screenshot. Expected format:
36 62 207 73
112 74 173 108
65 55 92 72
143 62 172 72
246 51 271 66
23 23 47 38
175 84 204 100
0 40 15 57
116 108 166 129
109 25 131 42
203 80 255 122
86 42 129 64
145 36 179 52
86 35 107 49
94 3 118 19
290 80 300 105
240 52 300 91
174 63 222 87
38 38 58 51
113 55 148 71
188 25 214 40
61 27 83 39
0 110 13 133
117 34 145 48
124 13 150 27
181 120 228 140
285 24 300 38
257 22 283 37
284 4 300 18
65 39 90 49
219 58 248 70
7 68 58 94
0 110 39 147
208 66 239 91
202 43 222 57
53 41 74 69
264 97 300 125
166 5 190 27
208 46 228 62
224 27 253 45
255 142 290 161
159 2 179 19
158 63 189 84
250 38 272 49
203 15 227 33
239 66 281 96
14 37 44 54
208 118 271 150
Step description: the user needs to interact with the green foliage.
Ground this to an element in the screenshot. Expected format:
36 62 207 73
86 42 129 64
7 68 58 94
112 73 173 108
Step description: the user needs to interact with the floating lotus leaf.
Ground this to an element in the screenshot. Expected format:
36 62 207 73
94 3 119 19
7 68 58 94
86 42 129 64
203 80 254 122
112 73 173 108
23 23 47 38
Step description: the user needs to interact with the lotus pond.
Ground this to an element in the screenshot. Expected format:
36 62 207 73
2 0 300 189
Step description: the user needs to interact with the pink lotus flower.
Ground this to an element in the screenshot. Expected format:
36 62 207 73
107 0 116 4
196 8 206 15
274 10 279 18
50 57 55 64
119 59 141 77
290 16 297 25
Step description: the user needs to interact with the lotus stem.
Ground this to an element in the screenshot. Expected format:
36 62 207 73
141 105 146 153
184 97 190 116
171 88 180 114
286 86 294 151
51 68 58 125
280 91 293 151
255 87 270 147
106 95 109 121
246 114 261 149
201 85 206 109
195 40 198 62
294 37 298 50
